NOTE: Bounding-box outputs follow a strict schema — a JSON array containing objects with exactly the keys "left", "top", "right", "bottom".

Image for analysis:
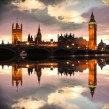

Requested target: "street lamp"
[
  {"left": 26, "top": 42, "right": 29, "bottom": 46},
  {"left": 67, "top": 45, "right": 69, "bottom": 48},
  {"left": 72, "top": 43, "right": 74, "bottom": 46}
]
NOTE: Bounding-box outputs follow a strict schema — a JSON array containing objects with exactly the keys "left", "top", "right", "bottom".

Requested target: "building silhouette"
[
  {"left": 58, "top": 33, "right": 88, "bottom": 49},
  {"left": 88, "top": 11, "right": 97, "bottom": 50},
  {"left": 10, "top": 12, "right": 99, "bottom": 50},
  {"left": 27, "top": 62, "right": 58, "bottom": 85},
  {"left": 12, "top": 65, "right": 22, "bottom": 87},
  {"left": 12, "top": 22, "right": 22, "bottom": 45},
  {"left": 58, "top": 60, "right": 89, "bottom": 76},
  {"left": 97, "top": 40, "right": 106, "bottom": 51},
  {"left": 97, "top": 58, "right": 106, "bottom": 70},
  {"left": 88, "top": 60, "right": 97, "bottom": 98},
  {"left": 35, "top": 25, "right": 42, "bottom": 45}
]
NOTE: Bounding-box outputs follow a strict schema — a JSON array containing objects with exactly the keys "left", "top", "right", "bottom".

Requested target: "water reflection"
[
  {"left": 0, "top": 59, "right": 98, "bottom": 97},
  {"left": 0, "top": 58, "right": 109, "bottom": 109}
]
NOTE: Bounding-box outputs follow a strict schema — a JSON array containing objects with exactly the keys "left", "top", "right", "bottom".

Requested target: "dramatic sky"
[{"left": 0, "top": 0, "right": 109, "bottom": 44}]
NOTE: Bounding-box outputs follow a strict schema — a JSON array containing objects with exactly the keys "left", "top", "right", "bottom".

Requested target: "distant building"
[
  {"left": 26, "top": 25, "right": 58, "bottom": 47},
  {"left": 58, "top": 33, "right": 88, "bottom": 49},
  {"left": 98, "top": 40, "right": 106, "bottom": 51},
  {"left": 35, "top": 25, "right": 42, "bottom": 45},
  {"left": 12, "top": 22, "right": 22, "bottom": 45},
  {"left": 97, "top": 58, "right": 106, "bottom": 70},
  {"left": 88, "top": 11, "right": 97, "bottom": 50}
]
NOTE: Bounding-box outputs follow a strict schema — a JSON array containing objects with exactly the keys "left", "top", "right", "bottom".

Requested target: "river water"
[{"left": 0, "top": 58, "right": 109, "bottom": 109}]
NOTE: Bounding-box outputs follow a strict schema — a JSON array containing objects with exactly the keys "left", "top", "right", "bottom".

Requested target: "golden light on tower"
[
  {"left": 12, "top": 65, "right": 22, "bottom": 87},
  {"left": 88, "top": 11, "right": 97, "bottom": 50},
  {"left": 12, "top": 21, "right": 22, "bottom": 45},
  {"left": 88, "top": 60, "right": 97, "bottom": 98}
]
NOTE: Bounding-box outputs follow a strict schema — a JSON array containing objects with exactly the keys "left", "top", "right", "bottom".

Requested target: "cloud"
[
  {"left": 58, "top": 22, "right": 85, "bottom": 31},
  {"left": 11, "top": 97, "right": 46, "bottom": 109},
  {"left": 0, "top": 89, "right": 12, "bottom": 109},
  {"left": 102, "top": 0, "right": 109, "bottom": 6},
  {"left": 47, "top": 1, "right": 86, "bottom": 23},
  {"left": 11, "top": 85, "right": 103, "bottom": 109},
  {"left": 47, "top": 87, "right": 85, "bottom": 108},
  {"left": 39, "top": 104, "right": 64, "bottom": 109},
  {"left": 11, "top": 78, "right": 85, "bottom": 109},
  {"left": 0, "top": 0, "right": 10, "bottom": 6},
  {"left": 47, "top": 86, "right": 103, "bottom": 109},
  {"left": 39, "top": 0, "right": 64, "bottom": 5},
  {"left": 0, "top": 0, "right": 11, "bottom": 17},
  {"left": 11, "top": 87, "right": 85, "bottom": 109},
  {"left": 12, "top": 0, "right": 26, "bottom": 3},
  {"left": 59, "top": 79, "right": 84, "bottom": 87},
  {"left": 32, "top": 8, "right": 57, "bottom": 25},
  {"left": 102, "top": 104, "right": 109, "bottom": 109},
  {"left": 12, "top": 0, "right": 46, "bottom": 12},
  {"left": 10, "top": 0, "right": 86, "bottom": 30}
]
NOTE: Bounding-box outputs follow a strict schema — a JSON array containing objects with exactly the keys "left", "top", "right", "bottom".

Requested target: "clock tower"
[
  {"left": 89, "top": 11, "right": 97, "bottom": 50},
  {"left": 12, "top": 22, "right": 22, "bottom": 45}
]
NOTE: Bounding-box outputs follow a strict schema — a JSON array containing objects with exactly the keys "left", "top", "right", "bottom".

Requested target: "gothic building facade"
[
  {"left": 12, "top": 22, "right": 22, "bottom": 45},
  {"left": 27, "top": 25, "right": 58, "bottom": 47},
  {"left": 58, "top": 33, "right": 88, "bottom": 49},
  {"left": 11, "top": 12, "right": 97, "bottom": 50}
]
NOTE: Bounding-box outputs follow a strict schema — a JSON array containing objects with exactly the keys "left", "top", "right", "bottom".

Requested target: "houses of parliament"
[{"left": 11, "top": 12, "right": 97, "bottom": 50}]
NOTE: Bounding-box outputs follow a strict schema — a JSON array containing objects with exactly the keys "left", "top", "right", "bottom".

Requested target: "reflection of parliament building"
[
  {"left": 12, "top": 12, "right": 97, "bottom": 50},
  {"left": 11, "top": 59, "right": 97, "bottom": 98},
  {"left": 12, "top": 64, "right": 22, "bottom": 87}
]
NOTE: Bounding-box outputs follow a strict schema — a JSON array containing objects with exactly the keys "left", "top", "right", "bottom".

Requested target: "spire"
[
  {"left": 37, "top": 71, "right": 41, "bottom": 86},
  {"left": 12, "top": 23, "right": 14, "bottom": 29},
  {"left": 38, "top": 24, "right": 40, "bottom": 32},
  {"left": 89, "top": 11, "right": 96, "bottom": 22},
  {"left": 90, "top": 87, "right": 96, "bottom": 99},
  {"left": 16, "top": 17, "right": 18, "bottom": 23},
  {"left": 101, "top": 39, "right": 103, "bottom": 43},
  {"left": 16, "top": 23, "right": 19, "bottom": 28},
  {"left": 37, "top": 24, "right": 42, "bottom": 42},
  {"left": 38, "top": 77, "right": 40, "bottom": 85},
  {"left": 16, "top": 17, "right": 19, "bottom": 28},
  {"left": 21, "top": 23, "right": 22, "bottom": 29}
]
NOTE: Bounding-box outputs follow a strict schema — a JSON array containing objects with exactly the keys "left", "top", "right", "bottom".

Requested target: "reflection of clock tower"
[
  {"left": 88, "top": 60, "right": 97, "bottom": 98},
  {"left": 89, "top": 11, "right": 97, "bottom": 50}
]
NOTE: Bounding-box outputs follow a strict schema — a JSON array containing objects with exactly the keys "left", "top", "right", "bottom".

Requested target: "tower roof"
[
  {"left": 37, "top": 24, "right": 41, "bottom": 37},
  {"left": 16, "top": 23, "right": 19, "bottom": 28},
  {"left": 38, "top": 77, "right": 40, "bottom": 85},
  {"left": 89, "top": 11, "right": 96, "bottom": 22},
  {"left": 38, "top": 24, "right": 40, "bottom": 32},
  {"left": 89, "top": 86, "right": 96, "bottom": 99}
]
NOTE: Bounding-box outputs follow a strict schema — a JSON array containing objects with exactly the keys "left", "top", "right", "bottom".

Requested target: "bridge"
[{"left": 0, "top": 44, "right": 90, "bottom": 56}]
